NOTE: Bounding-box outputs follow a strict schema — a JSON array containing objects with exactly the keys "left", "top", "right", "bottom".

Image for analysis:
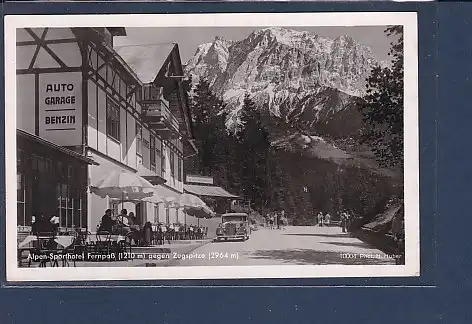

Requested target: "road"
[{"left": 172, "top": 225, "right": 397, "bottom": 266}]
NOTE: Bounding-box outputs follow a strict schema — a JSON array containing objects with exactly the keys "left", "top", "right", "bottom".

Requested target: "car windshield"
[{"left": 222, "top": 215, "right": 246, "bottom": 222}]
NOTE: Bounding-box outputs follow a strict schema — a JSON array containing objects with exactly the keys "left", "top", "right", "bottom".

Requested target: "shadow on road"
[
  {"left": 319, "top": 241, "right": 372, "bottom": 249},
  {"left": 248, "top": 249, "right": 395, "bottom": 265},
  {"left": 284, "top": 233, "right": 350, "bottom": 239},
  {"left": 211, "top": 240, "right": 246, "bottom": 244}
]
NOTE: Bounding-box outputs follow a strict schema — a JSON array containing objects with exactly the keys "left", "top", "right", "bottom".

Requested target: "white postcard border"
[{"left": 5, "top": 12, "right": 420, "bottom": 282}]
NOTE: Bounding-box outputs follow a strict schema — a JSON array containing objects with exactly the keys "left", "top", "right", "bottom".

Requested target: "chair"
[
  {"left": 119, "top": 233, "right": 133, "bottom": 255},
  {"left": 152, "top": 226, "right": 164, "bottom": 246},
  {"left": 34, "top": 232, "right": 59, "bottom": 267},
  {"left": 96, "top": 231, "right": 112, "bottom": 261},
  {"left": 61, "top": 231, "right": 84, "bottom": 267},
  {"left": 77, "top": 230, "right": 95, "bottom": 256}
]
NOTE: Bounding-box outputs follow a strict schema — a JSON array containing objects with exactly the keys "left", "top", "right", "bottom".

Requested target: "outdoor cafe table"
[
  {"left": 86, "top": 233, "right": 126, "bottom": 243},
  {"left": 18, "top": 235, "right": 75, "bottom": 249},
  {"left": 19, "top": 233, "right": 126, "bottom": 249}
]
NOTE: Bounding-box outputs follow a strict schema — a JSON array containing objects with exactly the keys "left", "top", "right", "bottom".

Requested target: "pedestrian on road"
[
  {"left": 324, "top": 213, "right": 331, "bottom": 226},
  {"left": 345, "top": 211, "right": 352, "bottom": 232},
  {"left": 280, "top": 210, "right": 286, "bottom": 230},
  {"left": 317, "top": 212, "right": 323, "bottom": 227},
  {"left": 341, "top": 212, "right": 347, "bottom": 233},
  {"left": 269, "top": 214, "right": 274, "bottom": 230}
]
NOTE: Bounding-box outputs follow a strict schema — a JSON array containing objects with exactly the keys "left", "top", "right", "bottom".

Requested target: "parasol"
[{"left": 90, "top": 170, "right": 155, "bottom": 209}]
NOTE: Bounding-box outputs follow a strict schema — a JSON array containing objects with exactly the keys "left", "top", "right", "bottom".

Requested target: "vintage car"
[{"left": 215, "top": 213, "right": 250, "bottom": 241}]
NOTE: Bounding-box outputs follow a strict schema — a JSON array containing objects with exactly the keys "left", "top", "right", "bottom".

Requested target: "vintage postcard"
[{"left": 4, "top": 12, "right": 419, "bottom": 281}]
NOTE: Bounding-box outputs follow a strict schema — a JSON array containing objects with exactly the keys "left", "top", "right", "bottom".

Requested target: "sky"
[{"left": 113, "top": 26, "right": 393, "bottom": 64}]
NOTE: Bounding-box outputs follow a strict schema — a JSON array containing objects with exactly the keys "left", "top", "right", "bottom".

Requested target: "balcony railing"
[{"left": 142, "top": 99, "right": 180, "bottom": 134}]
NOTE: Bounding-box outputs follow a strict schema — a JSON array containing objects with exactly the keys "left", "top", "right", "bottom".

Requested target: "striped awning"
[{"left": 184, "top": 184, "right": 239, "bottom": 199}]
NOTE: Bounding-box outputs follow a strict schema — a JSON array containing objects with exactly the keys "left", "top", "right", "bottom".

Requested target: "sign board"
[
  {"left": 39, "top": 72, "right": 82, "bottom": 146},
  {"left": 186, "top": 175, "right": 214, "bottom": 185}
]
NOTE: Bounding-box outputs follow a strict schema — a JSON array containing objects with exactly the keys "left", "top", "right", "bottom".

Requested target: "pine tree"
[
  {"left": 237, "top": 95, "right": 271, "bottom": 210},
  {"left": 358, "top": 26, "right": 404, "bottom": 169},
  {"left": 189, "top": 78, "right": 228, "bottom": 176}
]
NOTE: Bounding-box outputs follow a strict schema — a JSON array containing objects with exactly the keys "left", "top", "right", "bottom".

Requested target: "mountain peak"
[
  {"left": 214, "top": 36, "right": 234, "bottom": 45},
  {"left": 186, "top": 27, "right": 380, "bottom": 128},
  {"left": 335, "top": 34, "right": 354, "bottom": 41},
  {"left": 249, "top": 27, "right": 324, "bottom": 47}
]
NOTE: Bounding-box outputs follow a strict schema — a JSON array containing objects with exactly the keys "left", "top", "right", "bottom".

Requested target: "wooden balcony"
[{"left": 142, "top": 100, "right": 180, "bottom": 139}]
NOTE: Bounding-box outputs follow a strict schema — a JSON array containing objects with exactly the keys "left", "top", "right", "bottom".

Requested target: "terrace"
[{"left": 141, "top": 84, "right": 180, "bottom": 139}]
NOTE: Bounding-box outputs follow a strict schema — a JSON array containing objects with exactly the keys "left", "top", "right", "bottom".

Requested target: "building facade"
[
  {"left": 183, "top": 175, "right": 239, "bottom": 214},
  {"left": 16, "top": 129, "right": 94, "bottom": 234},
  {"left": 16, "top": 27, "right": 197, "bottom": 231}
]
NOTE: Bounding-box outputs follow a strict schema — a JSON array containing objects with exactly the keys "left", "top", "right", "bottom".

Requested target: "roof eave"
[{"left": 17, "top": 129, "right": 98, "bottom": 165}]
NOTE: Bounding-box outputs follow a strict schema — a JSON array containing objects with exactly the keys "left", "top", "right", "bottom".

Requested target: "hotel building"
[{"left": 16, "top": 27, "right": 198, "bottom": 233}]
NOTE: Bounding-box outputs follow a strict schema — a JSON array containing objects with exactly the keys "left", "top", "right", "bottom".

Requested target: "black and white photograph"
[{"left": 5, "top": 13, "right": 419, "bottom": 281}]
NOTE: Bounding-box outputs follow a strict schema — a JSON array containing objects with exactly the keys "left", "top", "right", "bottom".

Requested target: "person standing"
[
  {"left": 189, "top": 225, "right": 195, "bottom": 240},
  {"left": 345, "top": 211, "right": 351, "bottom": 232},
  {"left": 341, "top": 212, "right": 347, "bottom": 233},
  {"left": 168, "top": 223, "right": 175, "bottom": 240},
  {"left": 280, "top": 210, "right": 286, "bottom": 230},
  {"left": 31, "top": 214, "right": 39, "bottom": 235},
  {"left": 269, "top": 214, "right": 274, "bottom": 230},
  {"left": 49, "top": 215, "right": 60, "bottom": 235},
  {"left": 324, "top": 213, "right": 331, "bottom": 226},
  {"left": 277, "top": 212, "right": 282, "bottom": 230},
  {"left": 317, "top": 212, "right": 323, "bottom": 227}
]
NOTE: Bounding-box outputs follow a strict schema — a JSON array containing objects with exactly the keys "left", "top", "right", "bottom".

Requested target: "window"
[
  {"left": 150, "top": 136, "right": 156, "bottom": 168},
  {"left": 136, "top": 123, "right": 143, "bottom": 156},
  {"left": 56, "top": 183, "right": 82, "bottom": 228},
  {"left": 106, "top": 97, "right": 120, "bottom": 141},
  {"left": 45, "top": 158, "right": 53, "bottom": 174},
  {"left": 67, "top": 165, "right": 74, "bottom": 179},
  {"left": 155, "top": 146, "right": 162, "bottom": 177},
  {"left": 31, "top": 154, "right": 39, "bottom": 171},
  {"left": 57, "top": 161, "right": 66, "bottom": 179},
  {"left": 17, "top": 173, "right": 26, "bottom": 226},
  {"left": 170, "top": 151, "right": 175, "bottom": 177},
  {"left": 31, "top": 155, "right": 53, "bottom": 174},
  {"left": 136, "top": 86, "right": 142, "bottom": 102},
  {"left": 165, "top": 208, "right": 170, "bottom": 225},
  {"left": 161, "top": 144, "right": 166, "bottom": 177},
  {"left": 178, "top": 157, "right": 182, "bottom": 182},
  {"left": 73, "top": 198, "right": 83, "bottom": 229},
  {"left": 57, "top": 184, "right": 69, "bottom": 227},
  {"left": 17, "top": 149, "right": 24, "bottom": 170}
]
